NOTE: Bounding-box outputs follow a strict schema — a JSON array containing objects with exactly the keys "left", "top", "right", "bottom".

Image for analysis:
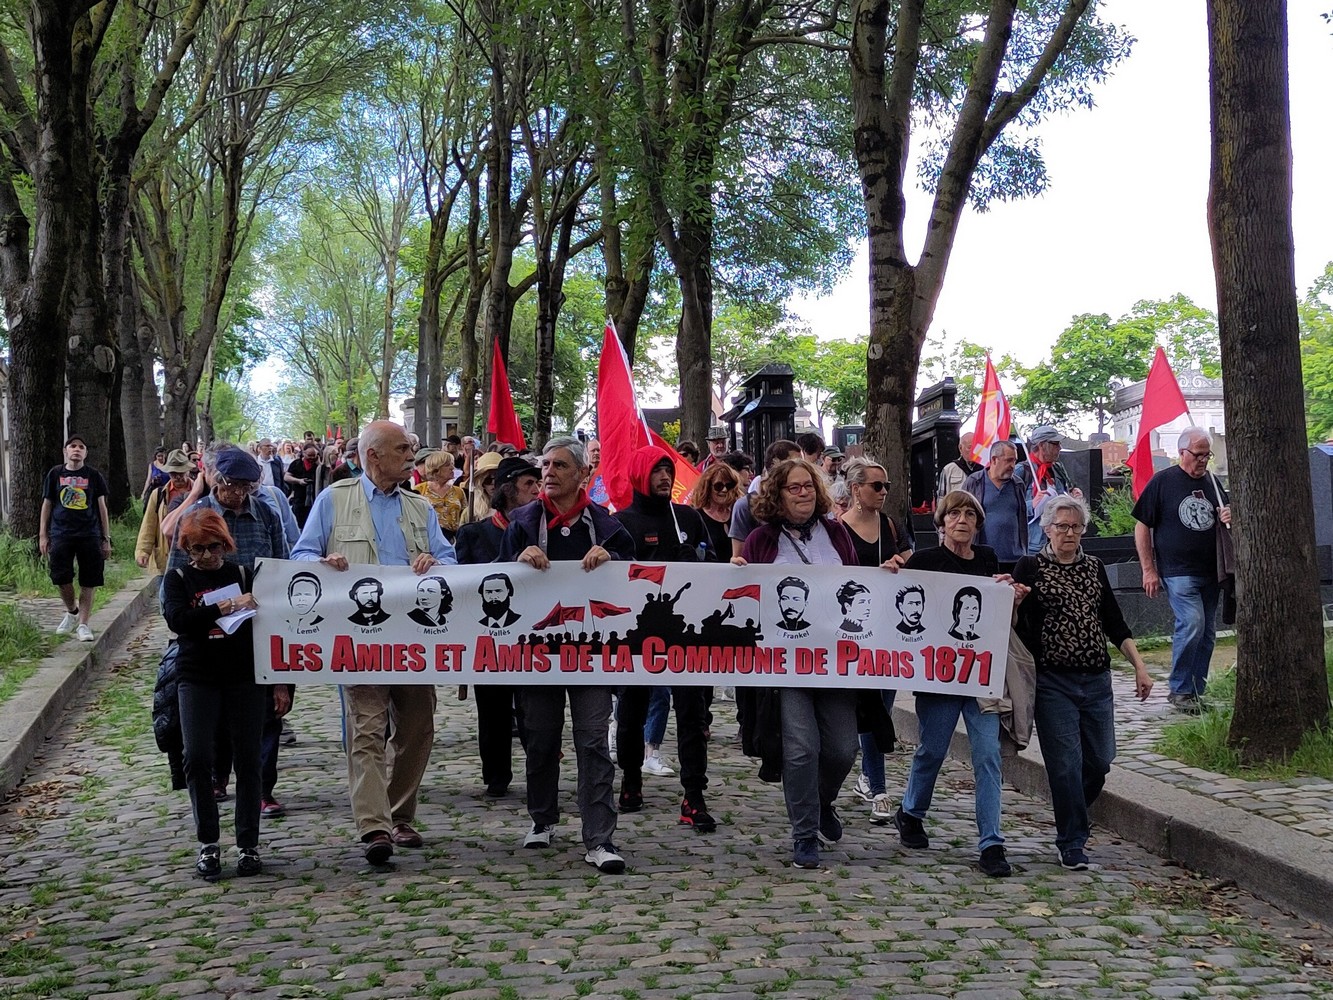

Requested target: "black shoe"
[
  {"left": 619, "top": 785, "right": 643, "bottom": 813},
  {"left": 1058, "top": 847, "right": 1090, "bottom": 871},
  {"left": 236, "top": 847, "right": 262, "bottom": 877},
  {"left": 792, "top": 837, "right": 820, "bottom": 869},
  {"left": 170, "top": 770, "right": 187, "bottom": 791},
  {"left": 484, "top": 783, "right": 509, "bottom": 799},
  {"left": 362, "top": 832, "right": 393, "bottom": 865},
  {"left": 979, "top": 845, "right": 1012, "bottom": 878},
  {"left": 195, "top": 844, "right": 222, "bottom": 881},
  {"left": 817, "top": 804, "right": 843, "bottom": 846},
  {"left": 892, "top": 807, "right": 929, "bottom": 849},
  {"left": 679, "top": 792, "right": 717, "bottom": 833}
]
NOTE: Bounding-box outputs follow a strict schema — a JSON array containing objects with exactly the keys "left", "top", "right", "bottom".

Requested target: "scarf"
[
  {"left": 541, "top": 488, "right": 592, "bottom": 531},
  {"left": 490, "top": 510, "right": 510, "bottom": 530},
  {"left": 780, "top": 512, "right": 822, "bottom": 543},
  {"left": 1029, "top": 458, "right": 1056, "bottom": 499}
]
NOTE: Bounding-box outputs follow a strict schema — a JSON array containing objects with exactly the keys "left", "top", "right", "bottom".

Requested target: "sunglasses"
[
  {"left": 188, "top": 542, "right": 226, "bottom": 556},
  {"left": 861, "top": 481, "right": 889, "bottom": 492},
  {"left": 711, "top": 480, "right": 738, "bottom": 492}
]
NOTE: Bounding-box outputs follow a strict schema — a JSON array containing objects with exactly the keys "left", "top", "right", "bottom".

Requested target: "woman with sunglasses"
[
  {"left": 689, "top": 462, "right": 743, "bottom": 560},
  {"left": 162, "top": 507, "right": 268, "bottom": 881},
  {"left": 838, "top": 457, "right": 913, "bottom": 824}
]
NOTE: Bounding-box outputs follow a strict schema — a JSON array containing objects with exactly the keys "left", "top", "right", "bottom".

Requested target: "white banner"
[{"left": 251, "top": 558, "right": 1012, "bottom": 697}]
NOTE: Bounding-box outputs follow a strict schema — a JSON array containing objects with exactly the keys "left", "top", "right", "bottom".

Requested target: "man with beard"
[
  {"left": 478, "top": 573, "right": 521, "bottom": 628},
  {"left": 498, "top": 436, "right": 634, "bottom": 873},
  {"left": 775, "top": 576, "right": 811, "bottom": 632},
  {"left": 347, "top": 577, "right": 391, "bottom": 626},
  {"left": 612, "top": 445, "right": 717, "bottom": 834},
  {"left": 292, "top": 420, "right": 455, "bottom": 864},
  {"left": 456, "top": 457, "right": 540, "bottom": 563},
  {"left": 895, "top": 585, "right": 926, "bottom": 637}
]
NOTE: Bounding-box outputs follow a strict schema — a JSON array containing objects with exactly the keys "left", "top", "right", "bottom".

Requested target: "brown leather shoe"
[
  {"left": 363, "top": 831, "right": 393, "bottom": 864},
  {"left": 391, "top": 823, "right": 423, "bottom": 848}
]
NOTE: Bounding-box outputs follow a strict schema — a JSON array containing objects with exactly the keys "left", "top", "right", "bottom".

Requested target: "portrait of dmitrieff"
[
  {"left": 286, "top": 571, "right": 324, "bottom": 629},
  {"left": 895, "top": 584, "right": 926, "bottom": 637},
  {"left": 479, "top": 572, "right": 521, "bottom": 628},
  {"left": 409, "top": 576, "right": 453, "bottom": 628},
  {"left": 836, "top": 580, "right": 872, "bottom": 634},
  {"left": 347, "top": 576, "right": 391, "bottom": 626},
  {"left": 775, "top": 575, "right": 810, "bottom": 632},
  {"left": 949, "top": 586, "right": 983, "bottom": 642}
]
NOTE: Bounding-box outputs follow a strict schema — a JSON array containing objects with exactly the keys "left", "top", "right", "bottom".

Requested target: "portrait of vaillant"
[
  {"left": 479, "top": 572, "right": 521, "bottom": 628},
  {"left": 286, "top": 571, "right": 324, "bottom": 629},
  {"left": 775, "top": 575, "right": 811, "bottom": 632},
  {"left": 409, "top": 576, "right": 453, "bottom": 628},
  {"left": 836, "top": 580, "right": 872, "bottom": 633},
  {"left": 895, "top": 584, "right": 926, "bottom": 637},
  {"left": 949, "top": 586, "right": 983, "bottom": 642},
  {"left": 347, "top": 576, "right": 391, "bottom": 626}
]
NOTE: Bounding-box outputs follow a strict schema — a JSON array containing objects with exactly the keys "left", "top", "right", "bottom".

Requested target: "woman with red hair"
[{"left": 163, "top": 507, "right": 266, "bottom": 880}]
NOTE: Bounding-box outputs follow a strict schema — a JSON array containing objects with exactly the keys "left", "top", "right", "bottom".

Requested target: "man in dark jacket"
[
  {"left": 613, "top": 445, "right": 718, "bottom": 834},
  {"left": 498, "top": 436, "right": 635, "bottom": 874}
]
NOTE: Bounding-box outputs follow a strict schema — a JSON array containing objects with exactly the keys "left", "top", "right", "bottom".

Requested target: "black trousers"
[
  {"left": 474, "top": 684, "right": 525, "bottom": 788},
  {"left": 180, "top": 679, "right": 265, "bottom": 848},
  {"left": 616, "top": 685, "right": 709, "bottom": 794}
]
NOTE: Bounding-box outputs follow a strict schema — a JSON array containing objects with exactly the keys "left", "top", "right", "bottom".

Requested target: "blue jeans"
[
  {"left": 645, "top": 686, "right": 671, "bottom": 745},
  {"left": 779, "top": 688, "right": 858, "bottom": 841},
  {"left": 902, "top": 694, "right": 1004, "bottom": 851},
  {"left": 1162, "top": 575, "right": 1221, "bottom": 696},
  {"left": 1034, "top": 671, "right": 1116, "bottom": 853},
  {"left": 858, "top": 690, "right": 898, "bottom": 795}
]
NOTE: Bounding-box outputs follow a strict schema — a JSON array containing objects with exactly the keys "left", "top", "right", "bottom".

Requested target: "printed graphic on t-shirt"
[
  {"left": 59, "top": 475, "right": 91, "bottom": 511},
  {"left": 1177, "top": 491, "right": 1214, "bottom": 532}
]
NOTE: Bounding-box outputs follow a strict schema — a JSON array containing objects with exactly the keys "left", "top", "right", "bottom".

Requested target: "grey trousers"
[
  {"left": 779, "top": 688, "right": 858, "bottom": 842},
  {"left": 522, "top": 686, "right": 618, "bottom": 849}
]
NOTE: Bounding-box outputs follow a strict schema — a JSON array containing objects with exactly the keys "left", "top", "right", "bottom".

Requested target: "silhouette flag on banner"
[
  {"left": 720, "top": 584, "right": 762, "bottom": 601},
  {"left": 628, "top": 563, "right": 667, "bottom": 585},
  {"left": 488, "top": 338, "right": 527, "bottom": 450},
  {"left": 1126, "top": 347, "right": 1190, "bottom": 499},
  {"left": 588, "top": 599, "right": 631, "bottom": 618},
  {"left": 969, "top": 355, "right": 1012, "bottom": 464}
]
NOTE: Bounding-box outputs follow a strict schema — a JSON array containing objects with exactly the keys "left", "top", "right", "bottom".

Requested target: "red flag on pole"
[
  {"left": 589, "top": 599, "right": 631, "bottom": 618},
  {"left": 532, "top": 603, "right": 567, "bottom": 630},
  {"left": 969, "top": 355, "right": 1012, "bottom": 463},
  {"left": 1126, "top": 347, "right": 1190, "bottom": 498},
  {"left": 720, "top": 584, "right": 761, "bottom": 601},
  {"left": 488, "top": 339, "right": 527, "bottom": 449},
  {"left": 628, "top": 563, "right": 667, "bottom": 585},
  {"left": 596, "top": 321, "right": 700, "bottom": 509}
]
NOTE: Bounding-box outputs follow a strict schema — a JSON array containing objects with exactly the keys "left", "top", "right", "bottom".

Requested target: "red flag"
[
  {"left": 720, "top": 584, "right": 761, "bottom": 601},
  {"left": 589, "top": 599, "right": 631, "bottom": 618},
  {"left": 1126, "top": 347, "right": 1190, "bottom": 498},
  {"left": 628, "top": 563, "right": 667, "bottom": 585},
  {"left": 562, "top": 606, "right": 585, "bottom": 624},
  {"left": 532, "top": 603, "right": 568, "bottom": 630},
  {"left": 488, "top": 339, "right": 527, "bottom": 449},
  {"left": 969, "top": 355, "right": 1012, "bottom": 463},
  {"left": 596, "top": 321, "right": 700, "bottom": 509}
]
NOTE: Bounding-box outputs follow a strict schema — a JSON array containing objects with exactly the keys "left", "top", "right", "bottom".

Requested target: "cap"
[
  {"left": 495, "top": 456, "right": 539, "bottom": 488},
  {"left": 413, "top": 448, "right": 437, "bottom": 466},
  {"left": 472, "top": 452, "right": 502, "bottom": 477},
  {"left": 215, "top": 448, "right": 262, "bottom": 482},
  {"left": 64, "top": 434, "right": 87, "bottom": 448},
  {"left": 705, "top": 426, "right": 727, "bottom": 441},
  {"left": 1028, "top": 425, "right": 1062, "bottom": 446},
  {"left": 162, "top": 449, "right": 194, "bottom": 473},
  {"left": 822, "top": 446, "right": 845, "bottom": 459}
]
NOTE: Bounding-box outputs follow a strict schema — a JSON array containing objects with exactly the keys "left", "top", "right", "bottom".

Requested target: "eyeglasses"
[
  {"left": 712, "top": 481, "right": 738, "bottom": 493},
  {"left": 1050, "top": 522, "right": 1086, "bottom": 535},
  {"left": 187, "top": 542, "right": 226, "bottom": 556},
  {"left": 784, "top": 482, "right": 816, "bottom": 495},
  {"left": 944, "top": 508, "right": 978, "bottom": 520},
  {"left": 861, "top": 481, "right": 888, "bottom": 492},
  {"left": 1184, "top": 450, "right": 1213, "bottom": 460},
  {"left": 216, "top": 477, "right": 257, "bottom": 493}
]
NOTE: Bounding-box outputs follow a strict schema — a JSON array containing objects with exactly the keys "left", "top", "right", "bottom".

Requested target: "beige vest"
[{"left": 326, "top": 478, "right": 433, "bottom": 565}]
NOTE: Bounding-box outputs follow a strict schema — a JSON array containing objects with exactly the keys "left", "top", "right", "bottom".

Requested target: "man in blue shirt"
[
  {"left": 292, "top": 420, "right": 455, "bottom": 865},
  {"left": 961, "top": 440, "right": 1027, "bottom": 572}
]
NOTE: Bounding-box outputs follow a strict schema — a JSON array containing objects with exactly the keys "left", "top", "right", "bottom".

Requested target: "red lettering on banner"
[
  {"left": 331, "top": 635, "right": 356, "bottom": 671},
  {"left": 471, "top": 636, "right": 554, "bottom": 673},
  {"left": 794, "top": 646, "right": 825, "bottom": 675},
  {"left": 560, "top": 646, "right": 594, "bottom": 672},
  {"left": 642, "top": 638, "right": 788, "bottom": 675},
  {"left": 270, "top": 636, "right": 323, "bottom": 671},
  {"left": 898, "top": 649, "right": 915, "bottom": 678},
  {"left": 434, "top": 644, "right": 467, "bottom": 671}
]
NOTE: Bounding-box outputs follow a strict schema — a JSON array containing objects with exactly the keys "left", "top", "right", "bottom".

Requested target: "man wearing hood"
[{"left": 613, "top": 445, "right": 718, "bottom": 834}]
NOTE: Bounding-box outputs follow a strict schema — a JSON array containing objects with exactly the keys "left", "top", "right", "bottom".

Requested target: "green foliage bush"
[{"left": 1090, "top": 485, "right": 1137, "bottom": 537}]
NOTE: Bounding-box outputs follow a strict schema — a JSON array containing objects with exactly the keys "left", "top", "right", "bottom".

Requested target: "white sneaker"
[
  {"left": 55, "top": 611, "right": 78, "bottom": 635},
  {"left": 870, "top": 793, "right": 894, "bottom": 823},
  {"left": 523, "top": 823, "right": 554, "bottom": 848},
  {"left": 76, "top": 624, "right": 94, "bottom": 642},
  {"left": 852, "top": 773, "right": 873, "bottom": 801},
  {"left": 584, "top": 843, "right": 625, "bottom": 874},
  {"left": 642, "top": 750, "right": 674, "bottom": 776}
]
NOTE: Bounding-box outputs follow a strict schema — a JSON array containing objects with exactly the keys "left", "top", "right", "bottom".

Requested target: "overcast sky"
[{"left": 790, "top": 0, "right": 1333, "bottom": 369}]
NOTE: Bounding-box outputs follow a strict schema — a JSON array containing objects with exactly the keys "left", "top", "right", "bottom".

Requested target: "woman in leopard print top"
[{"left": 1013, "top": 495, "right": 1153, "bottom": 871}]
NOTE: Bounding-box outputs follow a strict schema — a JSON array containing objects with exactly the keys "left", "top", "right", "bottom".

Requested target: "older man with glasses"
[{"left": 1132, "top": 427, "right": 1231, "bottom": 713}]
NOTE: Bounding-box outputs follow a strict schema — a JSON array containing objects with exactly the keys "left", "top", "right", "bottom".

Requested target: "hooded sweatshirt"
[{"left": 614, "top": 446, "right": 712, "bottom": 562}]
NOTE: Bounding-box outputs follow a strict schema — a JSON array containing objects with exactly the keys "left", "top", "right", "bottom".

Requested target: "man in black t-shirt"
[
  {"left": 39, "top": 435, "right": 111, "bottom": 642},
  {"left": 1132, "top": 427, "right": 1231, "bottom": 712}
]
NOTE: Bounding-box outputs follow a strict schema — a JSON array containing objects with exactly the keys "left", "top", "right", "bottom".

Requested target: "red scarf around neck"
[
  {"left": 490, "top": 509, "right": 509, "bottom": 530},
  {"left": 541, "top": 488, "right": 592, "bottom": 531}
]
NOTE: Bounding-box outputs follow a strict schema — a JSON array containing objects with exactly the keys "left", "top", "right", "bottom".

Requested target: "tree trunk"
[
  {"left": 415, "top": 220, "right": 444, "bottom": 446},
  {"left": 674, "top": 240, "right": 714, "bottom": 445},
  {"left": 1208, "top": 0, "right": 1329, "bottom": 760}
]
